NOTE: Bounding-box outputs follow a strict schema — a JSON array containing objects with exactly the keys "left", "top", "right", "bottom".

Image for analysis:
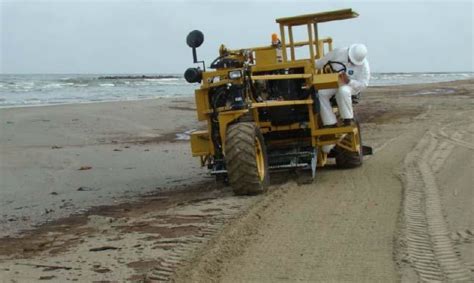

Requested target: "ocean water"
[{"left": 0, "top": 73, "right": 472, "bottom": 108}]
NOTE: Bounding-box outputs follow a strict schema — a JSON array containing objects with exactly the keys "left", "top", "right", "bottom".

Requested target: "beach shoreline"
[{"left": 1, "top": 73, "right": 472, "bottom": 109}]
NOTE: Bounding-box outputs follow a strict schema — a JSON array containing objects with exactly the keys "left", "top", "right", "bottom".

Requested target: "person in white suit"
[{"left": 316, "top": 44, "right": 370, "bottom": 128}]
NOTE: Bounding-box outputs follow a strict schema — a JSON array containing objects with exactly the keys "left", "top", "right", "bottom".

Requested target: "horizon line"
[{"left": 1, "top": 71, "right": 473, "bottom": 75}]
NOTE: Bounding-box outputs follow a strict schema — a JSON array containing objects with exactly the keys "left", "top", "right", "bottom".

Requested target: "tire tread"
[{"left": 225, "top": 122, "right": 268, "bottom": 195}]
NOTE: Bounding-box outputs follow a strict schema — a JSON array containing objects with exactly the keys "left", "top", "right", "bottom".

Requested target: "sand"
[
  {"left": 1, "top": 80, "right": 473, "bottom": 282},
  {"left": 0, "top": 98, "right": 204, "bottom": 236}
]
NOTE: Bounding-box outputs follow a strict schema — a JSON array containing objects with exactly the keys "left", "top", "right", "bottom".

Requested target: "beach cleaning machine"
[{"left": 184, "top": 9, "right": 371, "bottom": 195}]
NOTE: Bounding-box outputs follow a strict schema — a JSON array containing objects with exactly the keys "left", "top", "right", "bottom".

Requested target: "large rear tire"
[
  {"left": 335, "top": 118, "right": 363, "bottom": 168},
  {"left": 225, "top": 123, "right": 269, "bottom": 195}
]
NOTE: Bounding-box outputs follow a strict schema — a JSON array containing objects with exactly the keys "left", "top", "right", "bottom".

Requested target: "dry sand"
[{"left": 0, "top": 80, "right": 473, "bottom": 282}]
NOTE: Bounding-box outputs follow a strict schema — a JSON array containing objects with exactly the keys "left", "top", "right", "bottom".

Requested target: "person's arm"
[
  {"left": 348, "top": 61, "right": 370, "bottom": 92},
  {"left": 315, "top": 49, "right": 336, "bottom": 69}
]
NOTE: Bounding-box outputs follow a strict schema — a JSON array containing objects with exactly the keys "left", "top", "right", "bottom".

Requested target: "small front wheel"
[{"left": 225, "top": 123, "right": 269, "bottom": 195}]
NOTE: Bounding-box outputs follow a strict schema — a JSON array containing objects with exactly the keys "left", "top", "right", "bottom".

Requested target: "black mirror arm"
[
  {"left": 192, "top": 48, "right": 206, "bottom": 71},
  {"left": 192, "top": 48, "right": 198, "bottom": 63}
]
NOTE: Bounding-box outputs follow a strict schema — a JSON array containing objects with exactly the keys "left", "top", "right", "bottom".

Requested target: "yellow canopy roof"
[{"left": 276, "top": 9, "right": 358, "bottom": 26}]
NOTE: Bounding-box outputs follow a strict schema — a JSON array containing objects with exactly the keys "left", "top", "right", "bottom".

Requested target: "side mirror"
[
  {"left": 185, "top": 30, "right": 205, "bottom": 70},
  {"left": 186, "top": 30, "right": 204, "bottom": 48}
]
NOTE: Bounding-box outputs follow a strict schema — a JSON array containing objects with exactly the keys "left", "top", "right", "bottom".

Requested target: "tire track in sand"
[{"left": 401, "top": 128, "right": 472, "bottom": 281}]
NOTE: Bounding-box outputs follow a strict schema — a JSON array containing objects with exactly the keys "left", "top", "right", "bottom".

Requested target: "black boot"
[
  {"left": 323, "top": 124, "right": 337, "bottom": 128},
  {"left": 343, "top": 119, "right": 354, "bottom": 126}
]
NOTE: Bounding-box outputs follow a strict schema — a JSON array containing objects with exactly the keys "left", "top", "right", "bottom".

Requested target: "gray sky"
[{"left": 1, "top": 0, "right": 473, "bottom": 74}]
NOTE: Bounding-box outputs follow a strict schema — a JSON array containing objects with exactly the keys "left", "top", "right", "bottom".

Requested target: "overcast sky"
[{"left": 1, "top": 0, "right": 473, "bottom": 74}]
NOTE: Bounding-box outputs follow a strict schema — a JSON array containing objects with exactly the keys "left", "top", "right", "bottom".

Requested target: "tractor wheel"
[
  {"left": 225, "top": 122, "right": 269, "bottom": 195},
  {"left": 335, "top": 118, "right": 363, "bottom": 169}
]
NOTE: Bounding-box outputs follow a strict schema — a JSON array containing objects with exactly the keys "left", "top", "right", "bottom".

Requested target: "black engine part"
[
  {"left": 267, "top": 79, "right": 308, "bottom": 100},
  {"left": 262, "top": 79, "right": 311, "bottom": 125},
  {"left": 210, "top": 56, "right": 244, "bottom": 69}
]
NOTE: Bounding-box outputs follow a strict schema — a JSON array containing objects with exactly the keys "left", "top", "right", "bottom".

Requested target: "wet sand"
[
  {"left": 1, "top": 80, "right": 473, "bottom": 281},
  {"left": 0, "top": 97, "right": 203, "bottom": 236}
]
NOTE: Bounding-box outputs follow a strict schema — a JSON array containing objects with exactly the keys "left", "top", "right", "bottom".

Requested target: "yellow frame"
[{"left": 190, "top": 9, "right": 361, "bottom": 168}]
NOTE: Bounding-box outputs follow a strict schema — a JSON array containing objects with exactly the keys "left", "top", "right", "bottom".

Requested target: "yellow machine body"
[{"left": 189, "top": 9, "right": 361, "bottom": 170}]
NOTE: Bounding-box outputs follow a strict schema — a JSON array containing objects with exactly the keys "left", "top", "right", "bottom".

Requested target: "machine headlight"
[{"left": 228, "top": 70, "right": 242, "bottom": 80}]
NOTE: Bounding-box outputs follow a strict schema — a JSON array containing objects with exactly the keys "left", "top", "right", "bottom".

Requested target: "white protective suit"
[{"left": 315, "top": 47, "right": 370, "bottom": 126}]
